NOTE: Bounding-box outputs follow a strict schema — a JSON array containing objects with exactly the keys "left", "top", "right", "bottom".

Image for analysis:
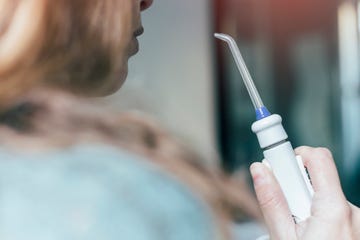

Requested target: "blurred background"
[{"left": 104, "top": 0, "right": 360, "bottom": 206}]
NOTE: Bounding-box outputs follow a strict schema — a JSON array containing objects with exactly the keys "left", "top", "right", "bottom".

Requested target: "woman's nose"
[{"left": 140, "top": 0, "right": 153, "bottom": 11}]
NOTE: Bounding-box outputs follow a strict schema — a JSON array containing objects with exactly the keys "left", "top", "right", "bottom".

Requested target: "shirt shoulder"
[{"left": 0, "top": 144, "right": 218, "bottom": 240}]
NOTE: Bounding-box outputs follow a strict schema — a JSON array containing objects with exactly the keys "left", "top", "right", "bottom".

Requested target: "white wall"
[{"left": 103, "top": 0, "right": 218, "bottom": 164}]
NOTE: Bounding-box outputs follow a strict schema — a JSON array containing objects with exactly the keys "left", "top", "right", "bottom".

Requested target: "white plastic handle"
[
  {"left": 252, "top": 114, "right": 313, "bottom": 223},
  {"left": 295, "top": 155, "right": 314, "bottom": 196},
  {"left": 264, "top": 156, "right": 314, "bottom": 197},
  {"left": 262, "top": 142, "right": 313, "bottom": 223}
]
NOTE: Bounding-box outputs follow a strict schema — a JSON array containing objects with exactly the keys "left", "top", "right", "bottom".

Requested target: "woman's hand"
[{"left": 250, "top": 146, "right": 360, "bottom": 240}]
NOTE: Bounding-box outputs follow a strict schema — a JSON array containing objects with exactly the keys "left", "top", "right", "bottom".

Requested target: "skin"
[
  {"left": 103, "top": 0, "right": 154, "bottom": 94},
  {"left": 250, "top": 146, "right": 360, "bottom": 240}
]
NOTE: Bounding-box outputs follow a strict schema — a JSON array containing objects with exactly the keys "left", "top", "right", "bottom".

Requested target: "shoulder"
[{"left": 0, "top": 144, "right": 219, "bottom": 240}]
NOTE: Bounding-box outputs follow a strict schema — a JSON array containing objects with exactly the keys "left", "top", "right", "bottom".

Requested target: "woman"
[
  {"left": 0, "top": 1, "right": 261, "bottom": 239},
  {"left": 0, "top": 0, "right": 224, "bottom": 239}
]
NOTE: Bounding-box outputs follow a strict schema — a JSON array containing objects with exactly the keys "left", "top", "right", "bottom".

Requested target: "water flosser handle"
[{"left": 252, "top": 114, "right": 314, "bottom": 223}]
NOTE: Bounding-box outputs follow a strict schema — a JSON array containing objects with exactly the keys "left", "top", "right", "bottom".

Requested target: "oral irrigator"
[{"left": 214, "top": 33, "right": 314, "bottom": 223}]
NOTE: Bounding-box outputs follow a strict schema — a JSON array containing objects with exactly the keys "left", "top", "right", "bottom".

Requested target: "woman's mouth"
[
  {"left": 129, "top": 27, "right": 144, "bottom": 56},
  {"left": 134, "top": 27, "right": 144, "bottom": 37},
  {"left": 130, "top": 38, "right": 139, "bottom": 56}
]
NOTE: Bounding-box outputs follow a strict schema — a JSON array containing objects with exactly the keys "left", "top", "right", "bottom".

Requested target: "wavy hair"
[{"left": 0, "top": 0, "right": 128, "bottom": 104}]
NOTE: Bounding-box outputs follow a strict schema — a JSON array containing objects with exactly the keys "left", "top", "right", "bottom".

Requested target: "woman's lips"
[
  {"left": 129, "top": 27, "right": 144, "bottom": 56},
  {"left": 130, "top": 38, "right": 139, "bottom": 56},
  {"left": 134, "top": 27, "right": 144, "bottom": 37}
]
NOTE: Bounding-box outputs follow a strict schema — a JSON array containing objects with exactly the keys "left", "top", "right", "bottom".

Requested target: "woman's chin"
[{"left": 97, "top": 69, "right": 128, "bottom": 96}]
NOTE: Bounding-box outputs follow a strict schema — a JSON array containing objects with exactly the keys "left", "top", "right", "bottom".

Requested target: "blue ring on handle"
[{"left": 255, "top": 106, "right": 271, "bottom": 120}]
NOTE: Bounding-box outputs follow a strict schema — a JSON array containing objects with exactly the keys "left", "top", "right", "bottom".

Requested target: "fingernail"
[{"left": 250, "top": 163, "right": 267, "bottom": 187}]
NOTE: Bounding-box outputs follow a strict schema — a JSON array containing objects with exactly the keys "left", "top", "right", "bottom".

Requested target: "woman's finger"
[
  {"left": 295, "top": 146, "right": 344, "bottom": 199},
  {"left": 295, "top": 146, "right": 350, "bottom": 222},
  {"left": 250, "top": 162, "right": 296, "bottom": 239},
  {"left": 349, "top": 202, "right": 360, "bottom": 239}
]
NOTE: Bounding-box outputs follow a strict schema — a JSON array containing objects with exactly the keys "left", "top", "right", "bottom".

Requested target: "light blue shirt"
[{"left": 0, "top": 145, "right": 217, "bottom": 240}]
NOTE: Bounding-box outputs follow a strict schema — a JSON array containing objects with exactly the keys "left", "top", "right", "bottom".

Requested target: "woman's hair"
[{"left": 0, "top": 0, "right": 127, "bottom": 103}]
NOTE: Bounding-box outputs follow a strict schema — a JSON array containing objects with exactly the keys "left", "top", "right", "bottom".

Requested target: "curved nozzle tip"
[
  {"left": 214, "top": 33, "right": 231, "bottom": 42},
  {"left": 214, "top": 33, "right": 238, "bottom": 52},
  {"left": 213, "top": 32, "right": 266, "bottom": 110}
]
